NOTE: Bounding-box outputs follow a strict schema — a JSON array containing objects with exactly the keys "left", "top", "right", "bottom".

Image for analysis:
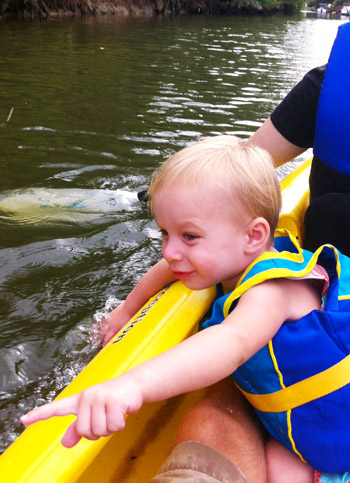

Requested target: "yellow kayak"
[{"left": 0, "top": 159, "right": 311, "bottom": 483}]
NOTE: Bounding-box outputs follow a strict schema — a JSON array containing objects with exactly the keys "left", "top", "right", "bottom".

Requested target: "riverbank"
[
  {"left": 0, "top": 0, "right": 155, "bottom": 18},
  {"left": 0, "top": 0, "right": 293, "bottom": 19}
]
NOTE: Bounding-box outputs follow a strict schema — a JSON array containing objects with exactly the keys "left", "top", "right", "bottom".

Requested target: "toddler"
[{"left": 22, "top": 137, "right": 350, "bottom": 482}]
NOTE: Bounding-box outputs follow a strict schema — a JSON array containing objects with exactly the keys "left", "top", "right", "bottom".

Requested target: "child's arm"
[
  {"left": 100, "top": 259, "right": 176, "bottom": 346},
  {"left": 21, "top": 279, "right": 316, "bottom": 448}
]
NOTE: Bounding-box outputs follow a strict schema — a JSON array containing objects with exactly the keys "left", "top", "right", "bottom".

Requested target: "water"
[{"left": 0, "top": 13, "right": 345, "bottom": 452}]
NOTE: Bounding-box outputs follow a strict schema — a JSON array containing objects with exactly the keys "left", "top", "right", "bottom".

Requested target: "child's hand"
[
  {"left": 100, "top": 302, "right": 133, "bottom": 347},
  {"left": 20, "top": 377, "right": 143, "bottom": 448}
]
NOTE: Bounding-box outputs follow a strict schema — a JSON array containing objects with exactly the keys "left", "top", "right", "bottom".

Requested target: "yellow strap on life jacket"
[
  {"left": 238, "top": 354, "right": 350, "bottom": 413},
  {"left": 223, "top": 230, "right": 341, "bottom": 318}
]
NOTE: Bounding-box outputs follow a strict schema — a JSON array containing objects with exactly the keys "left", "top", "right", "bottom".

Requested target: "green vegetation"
[
  {"left": 0, "top": 0, "right": 308, "bottom": 18},
  {"left": 226, "top": 0, "right": 304, "bottom": 12}
]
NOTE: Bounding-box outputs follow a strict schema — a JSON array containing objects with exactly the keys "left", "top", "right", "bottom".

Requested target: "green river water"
[{"left": 0, "top": 12, "right": 346, "bottom": 452}]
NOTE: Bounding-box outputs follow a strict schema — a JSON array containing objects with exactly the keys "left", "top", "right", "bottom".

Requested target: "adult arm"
[
  {"left": 247, "top": 117, "right": 306, "bottom": 167},
  {"left": 248, "top": 66, "right": 325, "bottom": 167}
]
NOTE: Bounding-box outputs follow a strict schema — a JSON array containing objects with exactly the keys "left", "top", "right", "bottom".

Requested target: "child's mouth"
[{"left": 172, "top": 270, "right": 193, "bottom": 280}]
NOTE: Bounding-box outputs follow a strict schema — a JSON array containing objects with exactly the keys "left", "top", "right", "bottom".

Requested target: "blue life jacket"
[
  {"left": 314, "top": 22, "right": 350, "bottom": 175},
  {"left": 202, "top": 230, "right": 350, "bottom": 473}
]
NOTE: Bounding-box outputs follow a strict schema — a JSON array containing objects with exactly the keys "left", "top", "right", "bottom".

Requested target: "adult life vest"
[
  {"left": 202, "top": 229, "right": 350, "bottom": 473},
  {"left": 314, "top": 22, "right": 350, "bottom": 175}
]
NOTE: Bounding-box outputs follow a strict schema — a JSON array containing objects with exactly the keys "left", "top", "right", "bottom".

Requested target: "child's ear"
[{"left": 245, "top": 217, "right": 270, "bottom": 253}]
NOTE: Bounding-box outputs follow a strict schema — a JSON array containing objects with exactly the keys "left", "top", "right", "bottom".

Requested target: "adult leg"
[
  {"left": 174, "top": 378, "right": 267, "bottom": 483},
  {"left": 266, "top": 438, "right": 314, "bottom": 483}
]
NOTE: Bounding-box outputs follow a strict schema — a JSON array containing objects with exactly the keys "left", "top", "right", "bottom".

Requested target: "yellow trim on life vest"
[
  {"left": 268, "top": 340, "right": 285, "bottom": 390},
  {"left": 223, "top": 231, "right": 342, "bottom": 318},
  {"left": 238, "top": 354, "right": 350, "bottom": 413},
  {"left": 287, "top": 410, "right": 306, "bottom": 462},
  {"left": 268, "top": 340, "right": 305, "bottom": 461}
]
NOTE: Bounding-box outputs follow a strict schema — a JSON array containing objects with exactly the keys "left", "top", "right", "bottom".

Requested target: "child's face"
[{"left": 153, "top": 183, "right": 253, "bottom": 292}]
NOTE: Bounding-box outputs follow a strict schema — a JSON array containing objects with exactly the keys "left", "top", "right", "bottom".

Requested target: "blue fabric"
[
  {"left": 314, "top": 23, "right": 350, "bottom": 174},
  {"left": 203, "top": 234, "right": 350, "bottom": 472}
]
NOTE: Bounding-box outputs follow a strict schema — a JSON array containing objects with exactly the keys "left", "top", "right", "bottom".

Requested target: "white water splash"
[
  {"left": 0, "top": 188, "right": 139, "bottom": 223},
  {"left": 91, "top": 295, "right": 123, "bottom": 348}
]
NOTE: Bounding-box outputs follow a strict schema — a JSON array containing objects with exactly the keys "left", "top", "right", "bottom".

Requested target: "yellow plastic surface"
[
  {"left": 0, "top": 282, "right": 215, "bottom": 482},
  {"left": 279, "top": 158, "right": 311, "bottom": 244},
  {"left": 0, "top": 159, "right": 311, "bottom": 482}
]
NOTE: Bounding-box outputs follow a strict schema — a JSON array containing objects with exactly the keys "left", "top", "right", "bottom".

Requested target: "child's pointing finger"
[{"left": 20, "top": 395, "right": 79, "bottom": 426}]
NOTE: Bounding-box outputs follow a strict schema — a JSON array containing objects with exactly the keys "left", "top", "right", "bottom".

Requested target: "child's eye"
[
  {"left": 184, "top": 233, "right": 198, "bottom": 241},
  {"left": 160, "top": 229, "right": 168, "bottom": 238}
]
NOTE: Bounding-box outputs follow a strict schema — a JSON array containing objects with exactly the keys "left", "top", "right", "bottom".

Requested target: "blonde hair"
[{"left": 148, "top": 136, "right": 281, "bottom": 240}]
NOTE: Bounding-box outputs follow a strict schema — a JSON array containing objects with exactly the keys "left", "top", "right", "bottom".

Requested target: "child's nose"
[{"left": 162, "top": 238, "right": 183, "bottom": 262}]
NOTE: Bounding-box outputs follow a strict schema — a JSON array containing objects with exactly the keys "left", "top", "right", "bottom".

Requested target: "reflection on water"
[{"left": 0, "top": 14, "right": 345, "bottom": 452}]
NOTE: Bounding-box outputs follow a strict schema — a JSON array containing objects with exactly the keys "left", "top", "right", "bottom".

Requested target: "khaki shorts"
[{"left": 149, "top": 441, "right": 248, "bottom": 483}]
